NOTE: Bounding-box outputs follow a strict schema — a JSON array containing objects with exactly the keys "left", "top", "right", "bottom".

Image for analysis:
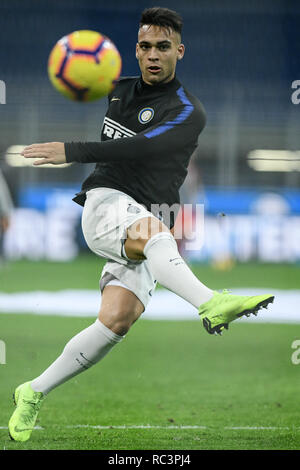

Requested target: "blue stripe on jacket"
[{"left": 144, "top": 87, "right": 194, "bottom": 139}]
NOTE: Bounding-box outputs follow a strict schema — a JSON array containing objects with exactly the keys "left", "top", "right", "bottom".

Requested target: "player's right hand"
[{"left": 21, "top": 142, "right": 67, "bottom": 166}]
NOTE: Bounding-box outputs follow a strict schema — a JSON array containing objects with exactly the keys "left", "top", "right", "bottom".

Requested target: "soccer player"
[{"left": 8, "top": 7, "right": 274, "bottom": 442}]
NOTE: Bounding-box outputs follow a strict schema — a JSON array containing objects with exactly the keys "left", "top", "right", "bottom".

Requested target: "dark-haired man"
[{"left": 8, "top": 7, "right": 274, "bottom": 442}]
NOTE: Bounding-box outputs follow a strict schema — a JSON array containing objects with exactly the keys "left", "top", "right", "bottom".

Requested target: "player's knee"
[
  {"left": 125, "top": 216, "right": 171, "bottom": 259},
  {"left": 98, "top": 308, "right": 138, "bottom": 336},
  {"left": 110, "top": 319, "right": 131, "bottom": 336},
  {"left": 128, "top": 216, "right": 169, "bottom": 242}
]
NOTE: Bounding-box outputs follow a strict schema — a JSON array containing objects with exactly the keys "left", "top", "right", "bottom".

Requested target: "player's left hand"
[{"left": 21, "top": 142, "right": 67, "bottom": 166}]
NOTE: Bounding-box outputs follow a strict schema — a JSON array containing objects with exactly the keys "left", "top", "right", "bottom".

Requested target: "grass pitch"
[
  {"left": 0, "top": 257, "right": 299, "bottom": 450},
  {"left": 0, "top": 255, "right": 299, "bottom": 292}
]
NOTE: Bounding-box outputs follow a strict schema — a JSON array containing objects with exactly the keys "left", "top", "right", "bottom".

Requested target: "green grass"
[
  {"left": 0, "top": 257, "right": 300, "bottom": 449},
  {"left": 0, "top": 255, "right": 299, "bottom": 292},
  {"left": 1, "top": 316, "right": 300, "bottom": 450}
]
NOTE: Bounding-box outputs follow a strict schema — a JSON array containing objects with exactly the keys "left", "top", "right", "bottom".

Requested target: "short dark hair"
[{"left": 139, "top": 7, "right": 183, "bottom": 36}]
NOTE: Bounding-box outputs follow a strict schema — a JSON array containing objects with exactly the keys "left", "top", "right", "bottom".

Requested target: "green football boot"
[
  {"left": 8, "top": 381, "right": 45, "bottom": 442},
  {"left": 199, "top": 290, "right": 274, "bottom": 336}
]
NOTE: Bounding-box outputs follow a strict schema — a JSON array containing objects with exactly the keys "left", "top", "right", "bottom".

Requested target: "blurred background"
[{"left": 0, "top": 0, "right": 299, "bottom": 265}]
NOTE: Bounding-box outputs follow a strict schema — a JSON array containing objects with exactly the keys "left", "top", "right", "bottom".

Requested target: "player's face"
[{"left": 136, "top": 25, "right": 185, "bottom": 86}]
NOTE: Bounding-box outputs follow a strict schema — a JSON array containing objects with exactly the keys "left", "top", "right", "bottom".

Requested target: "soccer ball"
[{"left": 48, "top": 30, "right": 122, "bottom": 102}]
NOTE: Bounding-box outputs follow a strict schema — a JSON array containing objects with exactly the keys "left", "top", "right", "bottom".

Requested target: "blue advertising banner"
[{"left": 2, "top": 186, "right": 300, "bottom": 263}]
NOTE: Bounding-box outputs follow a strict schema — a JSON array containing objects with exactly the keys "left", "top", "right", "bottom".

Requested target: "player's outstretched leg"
[
  {"left": 131, "top": 223, "right": 275, "bottom": 336},
  {"left": 8, "top": 382, "right": 45, "bottom": 442},
  {"left": 198, "top": 290, "right": 274, "bottom": 336}
]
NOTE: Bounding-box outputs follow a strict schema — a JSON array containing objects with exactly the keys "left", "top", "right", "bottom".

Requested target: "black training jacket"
[{"left": 65, "top": 75, "right": 206, "bottom": 228}]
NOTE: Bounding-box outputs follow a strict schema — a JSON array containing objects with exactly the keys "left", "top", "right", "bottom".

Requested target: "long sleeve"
[{"left": 65, "top": 101, "right": 206, "bottom": 164}]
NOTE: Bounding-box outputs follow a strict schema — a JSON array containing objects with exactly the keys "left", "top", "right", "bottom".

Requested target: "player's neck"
[{"left": 140, "top": 74, "right": 178, "bottom": 89}]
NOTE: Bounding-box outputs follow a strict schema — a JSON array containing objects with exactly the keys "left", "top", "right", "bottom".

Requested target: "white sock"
[
  {"left": 143, "top": 232, "right": 213, "bottom": 308},
  {"left": 31, "top": 319, "right": 123, "bottom": 395}
]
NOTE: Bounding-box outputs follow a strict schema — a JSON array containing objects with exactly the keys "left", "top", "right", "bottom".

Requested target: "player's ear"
[
  {"left": 136, "top": 43, "right": 139, "bottom": 60},
  {"left": 177, "top": 44, "right": 185, "bottom": 61}
]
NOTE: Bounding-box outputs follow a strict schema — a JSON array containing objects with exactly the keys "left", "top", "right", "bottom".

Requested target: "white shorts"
[{"left": 81, "top": 187, "right": 157, "bottom": 310}]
